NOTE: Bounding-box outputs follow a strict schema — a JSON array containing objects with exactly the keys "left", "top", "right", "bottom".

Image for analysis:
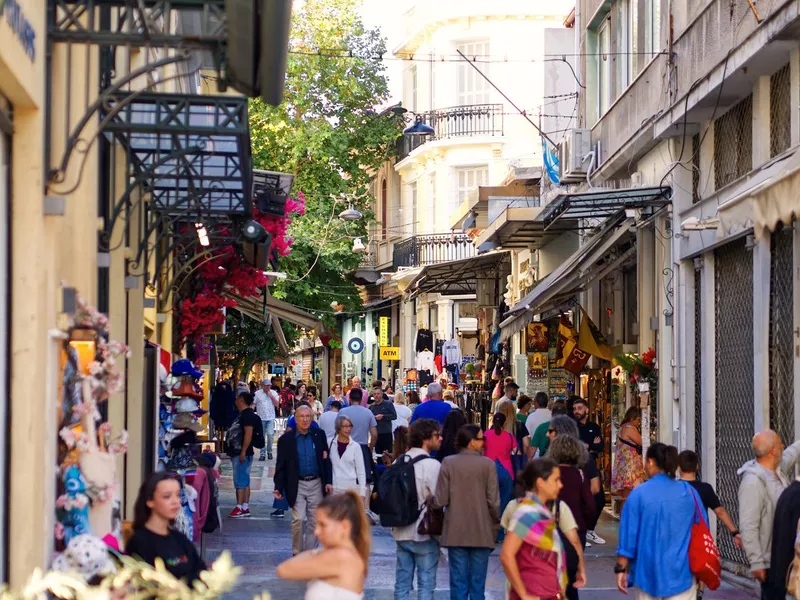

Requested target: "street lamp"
[
  {"left": 389, "top": 103, "right": 435, "bottom": 137},
  {"left": 339, "top": 204, "right": 363, "bottom": 221},
  {"left": 403, "top": 115, "right": 435, "bottom": 136}
]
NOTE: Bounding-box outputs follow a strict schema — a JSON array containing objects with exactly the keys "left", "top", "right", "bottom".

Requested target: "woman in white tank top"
[{"left": 276, "top": 490, "right": 369, "bottom": 600}]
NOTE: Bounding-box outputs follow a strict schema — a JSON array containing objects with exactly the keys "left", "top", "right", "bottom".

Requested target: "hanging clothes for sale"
[
  {"left": 435, "top": 339, "right": 445, "bottom": 356},
  {"left": 416, "top": 349, "right": 436, "bottom": 372},
  {"left": 434, "top": 354, "right": 443, "bottom": 375},
  {"left": 418, "top": 370, "right": 433, "bottom": 386},
  {"left": 415, "top": 329, "right": 434, "bottom": 352},
  {"left": 442, "top": 339, "right": 462, "bottom": 366}
]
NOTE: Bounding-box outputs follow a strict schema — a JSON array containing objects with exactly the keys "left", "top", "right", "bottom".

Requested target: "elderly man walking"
[
  {"left": 409, "top": 382, "right": 452, "bottom": 426},
  {"left": 273, "top": 405, "right": 332, "bottom": 555},
  {"left": 738, "top": 429, "right": 800, "bottom": 599},
  {"left": 254, "top": 377, "right": 279, "bottom": 461}
]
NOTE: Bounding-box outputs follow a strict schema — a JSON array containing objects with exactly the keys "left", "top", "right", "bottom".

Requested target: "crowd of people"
[{"left": 125, "top": 372, "right": 800, "bottom": 600}]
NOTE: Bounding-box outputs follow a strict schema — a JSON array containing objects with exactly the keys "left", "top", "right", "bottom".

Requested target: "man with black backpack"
[
  {"left": 383, "top": 419, "right": 442, "bottom": 600},
  {"left": 226, "top": 391, "right": 264, "bottom": 518}
]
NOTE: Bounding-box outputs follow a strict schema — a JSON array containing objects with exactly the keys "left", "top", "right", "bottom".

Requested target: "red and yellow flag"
[
  {"left": 556, "top": 315, "right": 590, "bottom": 375},
  {"left": 578, "top": 308, "right": 613, "bottom": 361}
]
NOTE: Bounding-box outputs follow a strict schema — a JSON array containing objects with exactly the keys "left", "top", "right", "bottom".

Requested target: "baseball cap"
[{"left": 262, "top": 378, "right": 272, "bottom": 386}]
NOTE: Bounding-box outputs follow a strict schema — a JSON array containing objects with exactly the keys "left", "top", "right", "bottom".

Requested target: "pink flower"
[{"left": 54, "top": 522, "right": 65, "bottom": 541}]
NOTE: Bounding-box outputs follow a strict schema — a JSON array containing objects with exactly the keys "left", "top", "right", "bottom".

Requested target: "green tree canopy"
[
  {"left": 249, "top": 0, "right": 401, "bottom": 330},
  {"left": 216, "top": 310, "right": 298, "bottom": 379}
]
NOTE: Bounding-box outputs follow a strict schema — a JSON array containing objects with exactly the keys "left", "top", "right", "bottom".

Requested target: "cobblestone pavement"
[{"left": 201, "top": 452, "right": 758, "bottom": 600}]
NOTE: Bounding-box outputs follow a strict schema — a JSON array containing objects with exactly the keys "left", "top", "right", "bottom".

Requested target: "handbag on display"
[
  {"left": 686, "top": 484, "right": 721, "bottom": 589},
  {"left": 417, "top": 497, "right": 444, "bottom": 536}
]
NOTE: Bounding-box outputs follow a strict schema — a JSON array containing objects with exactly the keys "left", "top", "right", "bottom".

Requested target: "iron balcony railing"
[
  {"left": 397, "top": 103, "right": 504, "bottom": 160},
  {"left": 392, "top": 233, "right": 477, "bottom": 269},
  {"left": 358, "top": 240, "right": 379, "bottom": 268}
]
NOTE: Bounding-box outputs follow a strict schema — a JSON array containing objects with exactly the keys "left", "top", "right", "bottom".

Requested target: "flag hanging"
[
  {"left": 578, "top": 307, "right": 613, "bottom": 361},
  {"left": 556, "top": 314, "right": 590, "bottom": 375}
]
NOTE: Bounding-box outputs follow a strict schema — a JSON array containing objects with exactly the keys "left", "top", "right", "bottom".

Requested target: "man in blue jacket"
[{"left": 273, "top": 405, "right": 332, "bottom": 555}]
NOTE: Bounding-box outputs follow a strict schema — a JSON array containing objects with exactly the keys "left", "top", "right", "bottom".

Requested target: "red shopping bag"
[{"left": 687, "top": 484, "right": 721, "bottom": 590}]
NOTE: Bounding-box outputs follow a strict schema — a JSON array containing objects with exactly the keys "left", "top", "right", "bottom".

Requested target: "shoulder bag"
[
  {"left": 686, "top": 483, "right": 721, "bottom": 590},
  {"left": 417, "top": 496, "right": 444, "bottom": 536}
]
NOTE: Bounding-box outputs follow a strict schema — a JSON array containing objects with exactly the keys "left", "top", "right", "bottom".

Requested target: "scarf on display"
[{"left": 507, "top": 493, "right": 568, "bottom": 593}]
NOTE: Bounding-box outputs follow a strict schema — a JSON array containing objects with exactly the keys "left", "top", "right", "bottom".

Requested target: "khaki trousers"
[{"left": 291, "top": 478, "right": 323, "bottom": 554}]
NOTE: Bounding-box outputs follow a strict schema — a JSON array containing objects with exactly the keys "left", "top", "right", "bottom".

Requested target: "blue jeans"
[
  {"left": 260, "top": 419, "right": 275, "bottom": 458},
  {"left": 394, "top": 538, "right": 439, "bottom": 600},
  {"left": 232, "top": 455, "right": 253, "bottom": 489},
  {"left": 447, "top": 547, "right": 492, "bottom": 600},
  {"left": 495, "top": 460, "right": 513, "bottom": 543}
]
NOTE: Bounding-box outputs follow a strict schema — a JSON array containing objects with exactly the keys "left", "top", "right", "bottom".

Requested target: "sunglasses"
[
  {"left": 547, "top": 428, "right": 556, "bottom": 434},
  {"left": 475, "top": 436, "right": 485, "bottom": 441}
]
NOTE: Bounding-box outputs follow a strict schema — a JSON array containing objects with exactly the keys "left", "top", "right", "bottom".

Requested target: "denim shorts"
[{"left": 232, "top": 454, "right": 253, "bottom": 489}]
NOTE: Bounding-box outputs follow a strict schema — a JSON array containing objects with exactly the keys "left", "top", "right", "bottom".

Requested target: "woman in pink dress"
[
  {"left": 484, "top": 412, "right": 517, "bottom": 541},
  {"left": 611, "top": 407, "right": 646, "bottom": 502}
]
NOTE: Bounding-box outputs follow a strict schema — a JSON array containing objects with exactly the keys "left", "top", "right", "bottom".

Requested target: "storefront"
[{"left": 398, "top": 252, "right": 511, "bottom": 426}]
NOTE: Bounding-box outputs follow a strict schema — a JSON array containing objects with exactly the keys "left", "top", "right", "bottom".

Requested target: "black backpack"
[
  {"left": 378, "top": 454, "right": 432, "bottom": 527},
  {"left": 200, "top": 466, "right": 220, "bottom": 534},
  {"left": 251, "top": 419, "right": 266, "bottom": 449}
]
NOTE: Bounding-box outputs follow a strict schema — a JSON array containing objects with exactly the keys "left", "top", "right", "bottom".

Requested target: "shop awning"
[
  {"left": 473, "top": 206, "right": 578, "bottom": 249},
  {"left": 450, "top": 180, "right": 541, "bottom": 231},
  {"left": 537, "top": 186, "right": 671, "bottom": 229},
  {"left": 406, "top": 251, "right": 511, "bottom": 299},
  {"left": 227, "top": 292, "right": 324, "bottom": 354},
  {"left": 499, "top": 218, "right": 634, "bottom": 338},
  {"left": 717, "top": 146, "right": 800, "bottom": 240}
]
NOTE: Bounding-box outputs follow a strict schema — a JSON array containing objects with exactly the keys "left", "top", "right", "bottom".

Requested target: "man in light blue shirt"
[{"left": 615, "top": 443, "right": 706, "bottom": 599}]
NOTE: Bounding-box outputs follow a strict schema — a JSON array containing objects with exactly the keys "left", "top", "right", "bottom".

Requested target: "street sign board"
[
  {"left": 379, "top": 316, "right": 389, "bottom": 347},
  {"left": 379, "top": 346, "right": 400, "bottom": 360}
]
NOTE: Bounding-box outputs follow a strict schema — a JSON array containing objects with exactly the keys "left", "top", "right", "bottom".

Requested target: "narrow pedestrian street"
[{"left": 204, "top": 453, "right": 756, "bottom": 600}]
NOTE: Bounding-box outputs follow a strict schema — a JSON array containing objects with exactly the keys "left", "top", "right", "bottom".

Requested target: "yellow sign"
[
  {"left": 380, "top": 346, "right": 400, "bottom": 360},
  {"left": 379, "top": 316, "right": 390, "bottom": 347}
]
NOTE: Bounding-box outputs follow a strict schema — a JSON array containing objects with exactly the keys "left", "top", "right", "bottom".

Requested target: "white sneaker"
[
  {"left": 585, "top": 540, "right": 592, "bottom": 548},
  {"left": 365, "top": 509, "right": 379, "bottom": 525},
  {"left": 586, "top": 530, "right": 606, "bottom": 545}
]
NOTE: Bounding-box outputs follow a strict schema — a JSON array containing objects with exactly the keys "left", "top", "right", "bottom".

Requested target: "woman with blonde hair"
[{"left": 277, "top": 490, "right": 370, "bottom": 599}]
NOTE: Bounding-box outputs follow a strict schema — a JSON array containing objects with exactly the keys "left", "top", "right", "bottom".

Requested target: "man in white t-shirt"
[
  {"left": 392, "top": 418, "right": 442, "bottom": 600},
  {"left": 254, "top": 377, "right": 279, "bottom": 461},
  {"left": 525, "top": 391, "right": 551, "bottom": 439}
]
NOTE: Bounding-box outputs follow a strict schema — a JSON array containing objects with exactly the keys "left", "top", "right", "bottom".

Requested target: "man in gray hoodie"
[{"left": 737, "top": 429, "right": 800, "bottom": 599}]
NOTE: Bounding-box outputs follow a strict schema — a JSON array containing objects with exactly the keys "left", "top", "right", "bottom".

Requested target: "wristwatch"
[
  {"left": 614, "top": 563, "right": 628, "bottom": 574},
  {"left": 731, "top": 529, "right": 741, "bottom": 536}
]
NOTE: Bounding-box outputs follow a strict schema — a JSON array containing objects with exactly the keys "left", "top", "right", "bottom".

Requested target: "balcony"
[
  {"left": 397, "top": 104, "right": 504, "bottom": 161},
  {"left": 392, "top": 233, "right": 477, "bottom": 270}
]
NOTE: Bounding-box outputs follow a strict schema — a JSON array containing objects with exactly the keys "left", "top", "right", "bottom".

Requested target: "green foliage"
[
  {"left": 249, "top": 0, "right": 401, "bottom": 329},
  {"left": 216, "top": 311, "right": 298, "bottom": 378}
]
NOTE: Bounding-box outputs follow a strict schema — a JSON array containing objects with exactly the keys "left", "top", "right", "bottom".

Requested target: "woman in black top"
[
  {"left": 438, "top": 408, "right": 467, "bottom": 462},
  {"left": 127, "top": 472, "right": 207, "bottom": 583}
]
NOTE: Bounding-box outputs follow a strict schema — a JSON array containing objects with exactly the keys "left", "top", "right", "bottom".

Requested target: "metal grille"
[
  {"left": 770, "top": 64, "right": 791, "bottom": 158},
  {"left": 714, "top": 95, "right": 753, "bottom": 189},
  {"left": 692, "top": 133, "right": 701, "bottom": 204},
  {"left": 694, "top": 268, "right": 702, "bottom": 463},
  {"left": 770, "top": 224, "right": 795, "bottom": 446},
  {"left": 715, "top": 238, "right": 753, "bottom": 566}
]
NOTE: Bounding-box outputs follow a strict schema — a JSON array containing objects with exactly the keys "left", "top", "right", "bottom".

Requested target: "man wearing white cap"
[{"left": 254, "top": 377, "right": 279, "bottom": 461}]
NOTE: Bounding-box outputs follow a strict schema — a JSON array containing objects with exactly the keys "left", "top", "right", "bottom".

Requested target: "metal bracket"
[{"left": 44, "top": 195, "right": 66, "bottom": 215}]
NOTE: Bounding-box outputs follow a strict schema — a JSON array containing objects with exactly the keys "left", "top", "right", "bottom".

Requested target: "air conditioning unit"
[{"left": 558, "top": 129, "right": 592, "bottom": 182}]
